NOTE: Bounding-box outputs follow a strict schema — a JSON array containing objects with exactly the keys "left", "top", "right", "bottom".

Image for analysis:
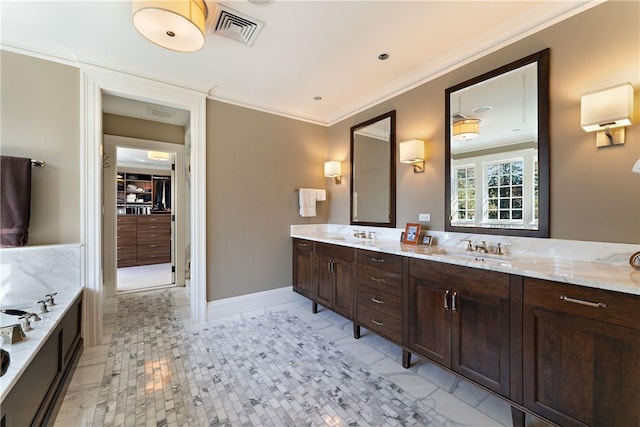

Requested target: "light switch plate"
[{"left": 419, "top": 213, "right": 430, "bottom": 222}]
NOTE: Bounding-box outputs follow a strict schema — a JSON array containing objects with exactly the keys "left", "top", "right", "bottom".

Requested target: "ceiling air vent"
[{"left": 211, "top": 5, "right": 264, "bottom": 46}]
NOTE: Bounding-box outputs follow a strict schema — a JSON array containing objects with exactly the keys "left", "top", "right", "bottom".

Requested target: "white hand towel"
[
  {"left": 315, "top": 189, "right": 327, "bottom": 201},
  {"left": 299, "top": 188, "right": 317, "bottom": 217}
]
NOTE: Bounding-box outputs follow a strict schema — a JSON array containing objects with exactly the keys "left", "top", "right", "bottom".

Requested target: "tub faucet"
[{"left": 45, "top": 292, "right": 57, "bottom": 306}]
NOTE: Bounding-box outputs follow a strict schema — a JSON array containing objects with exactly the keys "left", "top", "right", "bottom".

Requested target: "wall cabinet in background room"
[{"left": 117, "top": 172, "right": 171, "bottom": 215}]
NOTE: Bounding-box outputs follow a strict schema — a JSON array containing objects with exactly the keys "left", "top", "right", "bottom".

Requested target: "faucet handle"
[
  {"left": 37, "top": 299, "right": 49, "bottom": 314},
  {"left": 45, "top": 292, "right": 57, "bottom": 306},
  {"left": 460, "top": 239, "right": 473, "bottom": 251},
  {"left": 495, "top": 242, "right": 512, "bottom": 255},
  {"left": 19, "top": 314, "right": 33, "bottom": 332}
]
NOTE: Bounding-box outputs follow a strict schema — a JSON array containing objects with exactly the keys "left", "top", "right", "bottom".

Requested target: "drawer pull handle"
[
  {"left": 371, "top": 277, "right": 385, "bottom": 283},
  {"left": 298, "top": 243, "right": 307, "bottom": 247},
  {"left": 371, "top": 297, "right": 384, "bottom": 304},
  {"left": 452, "top": 292, "right": 457, "bottom": 312},
  {"left": 371, "top": 257, "right": 385, "bottom": 263},
  {"left": 150, "top": 234, "right": 157, "bottom": 237},
  {"left": 444, "top": 289, "right": 450, "bottom": 310},
  {"left": 371, "top": 319, "right": 384, "bottom": 326},
  {"left": 560, "top": 296, "right": 606, "bottom": 308},
  {"left": 150, "top": 244, "right": 157, "bottom": 248}
]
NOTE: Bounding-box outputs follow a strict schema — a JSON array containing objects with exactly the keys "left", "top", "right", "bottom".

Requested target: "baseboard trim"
[{"left": 206, "top": 286, "right": 302, "bottom": 320}]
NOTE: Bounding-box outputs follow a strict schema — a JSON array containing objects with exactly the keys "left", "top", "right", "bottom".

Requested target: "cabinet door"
[
  {"left": 407, "top": 274, "right": 451, "bottom": 367},
  {"left": 524, "top": 279, "right": 640, "bottom": 427},
  {"left": 292, "top": 240, "right": 313, "bottom": 298},
  {"left": 314, "top": 253, "right": 333, "bottom": 308},
  {"left": 451, "top": 287, "right": 510, "bottom": 396},
  {"left": 333, "top": 257, "right": 354, "bottom": 318}
]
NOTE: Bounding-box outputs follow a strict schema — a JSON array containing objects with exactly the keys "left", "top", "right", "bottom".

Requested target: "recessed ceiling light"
[
  {"left": 472, "top": 106, "right": 493, "bottom": 114},
  {"left": 314, "top": 96, "right": 322, "bottom": 101},
  {"left": 378, "top": 53, "right": 389, "bottom": 61}
]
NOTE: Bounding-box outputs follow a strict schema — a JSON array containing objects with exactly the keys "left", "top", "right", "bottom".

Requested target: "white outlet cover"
[{"left": 419, "top": 213, "right": 431, "bottom": 221}]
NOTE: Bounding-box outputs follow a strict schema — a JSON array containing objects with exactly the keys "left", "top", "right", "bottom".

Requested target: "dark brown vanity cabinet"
[
  {"left": 0, "top": 292, "right": 83, "bottom": 427},
  {"left": 523, "top": 278, "right": 640, "bottom": 427},
  {"left": 355, "top": 250, "right": 404, "bottom": 345},
  {"left": 292, "top": 238, "right": 313, "bottom": 299},
  {"left": 407, "top": 258, "right": 511, "bottom": 397},
  {"left": 313, "top": 242, "right": 355, "bottom": 319}
]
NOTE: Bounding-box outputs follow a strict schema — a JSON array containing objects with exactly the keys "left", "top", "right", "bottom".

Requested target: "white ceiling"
[{"left": 0, "top": 0, "right": 599, "bottom": 126}]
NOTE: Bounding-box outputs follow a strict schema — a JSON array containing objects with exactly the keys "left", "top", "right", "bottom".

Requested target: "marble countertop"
[
  {"left": 0, "top": 286, "right": 84, "bottom": 402},
  {"left": 291, "top": 231, "right": 640, "bottom": 296}
]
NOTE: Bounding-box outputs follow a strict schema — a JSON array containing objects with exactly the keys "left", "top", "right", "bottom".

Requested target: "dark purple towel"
[{"left": 1, "top": 155, "right": 32, "bottom": 247}]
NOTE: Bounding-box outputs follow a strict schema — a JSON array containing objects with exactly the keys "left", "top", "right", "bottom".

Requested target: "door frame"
[
  {"left": 81, "top": 66, "right": 207, "bottom": 347},
  {"left": 103, "top": 136, "right": 186, "bottom": 296}
]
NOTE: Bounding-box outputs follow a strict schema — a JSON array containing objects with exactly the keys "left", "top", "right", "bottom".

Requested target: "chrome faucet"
[
  {"left": 495, "top": 242, "right": 512, "bottom": 255},
  {"left": 37, "top": 299, "right": 49, "bottom": 314},
  {"left": 353, "top": 230, "right": 367, "bottom": 238},
  {"left": 461, "top": 239, "right": 474, "bottom": 251},
  {"left": 475, "top": 241, "right": 489, "bottom": 253},
  {"left": 45, "top": 292, "right": 57, "bottom": 306}
]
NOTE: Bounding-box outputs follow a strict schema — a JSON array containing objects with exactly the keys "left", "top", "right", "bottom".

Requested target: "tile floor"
[{"left": 54, "top": 288, "right": 515, "bottom": 426}]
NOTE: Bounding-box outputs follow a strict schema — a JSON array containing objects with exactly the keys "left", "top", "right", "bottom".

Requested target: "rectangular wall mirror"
[
  {"left": 350, "top": 110, "right": 396, "bottom": 227},
  {"left": 445, "top": 49, "right": 550, "bottom": 237}
]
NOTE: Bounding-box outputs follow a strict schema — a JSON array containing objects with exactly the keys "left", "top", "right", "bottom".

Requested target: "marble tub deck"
[{"left": 54, "top": 288, "right": 515, "bottom": 426}]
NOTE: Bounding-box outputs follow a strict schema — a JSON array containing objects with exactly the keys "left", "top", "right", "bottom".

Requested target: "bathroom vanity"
[
  {"left": 0, "top": 244, "right": 84, "bottom": 427},
  {"left": 291, "top": 226, "right": 640, "bottom": 427},
  {"left": 0, "top": 289, "right": 83, "bottom": 427}
]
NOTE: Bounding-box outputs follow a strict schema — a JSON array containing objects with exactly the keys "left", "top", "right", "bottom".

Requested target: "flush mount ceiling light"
[
  {"left": 148, "top": 151, "right": 170, "bottom": 161},
  {"left": 132, "top": 0, "right": 208, "bottom": 52},
  {"left": 452, "top": 118, "right": 480, "bottom": 141}
]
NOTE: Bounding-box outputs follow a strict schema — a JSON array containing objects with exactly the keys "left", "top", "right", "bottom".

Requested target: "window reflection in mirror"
[
  {"left": 445, "top": 49, "right": 549, "bottom": 237},
  {"left": 350, "top": 110, "right": 396, "bottom": 227}
]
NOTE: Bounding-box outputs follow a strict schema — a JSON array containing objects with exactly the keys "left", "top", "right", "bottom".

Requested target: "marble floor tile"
[{"left": 55, "top": 287, "right": 514, "bottom": 426}]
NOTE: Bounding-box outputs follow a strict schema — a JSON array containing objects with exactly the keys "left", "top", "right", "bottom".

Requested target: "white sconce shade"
[
  {"left": 452, "top": 119, "right": 480, "bottom": 141},
  {"left": 324, "top": 161, "right": 342, "bottom": 184},
  {"left": 133, "top": 0, "right": 208, "bottom": 52},
  {"left": 581, "top": 83, "right": 633, "bottom": 147},
  {"left": 633, "top": 158, "right": 640, "bottom": 174},
  {"left": 148, "top": 151, "right": 170, "bottom": 161},
  {"left": 399, "top": 139, "right": 425, "bottom": 173}
]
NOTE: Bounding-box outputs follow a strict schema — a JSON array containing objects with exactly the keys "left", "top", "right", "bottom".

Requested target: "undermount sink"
[{"left": 430, "top": 249, "right": 513, "bottom": 264}]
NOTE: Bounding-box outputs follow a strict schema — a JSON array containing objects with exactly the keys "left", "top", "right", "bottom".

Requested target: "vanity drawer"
[
  {"left": 357, "top": 303, "right": 402, "bottom": 343},
  {"left": 358, "top": 284, "right": 402, "bottom": 320},
  {"left": 357, "top": 264, "right": 402, "bottom": 295},
  {"left": 357, "top": 250, "right": 403, "bottom": 273},
  {"left": 524, "top": 278, "right": 640, "bottom": 330},
  {"left": 293, "top": 238, "right": 312, "bottom": 253},
  {"left": 315, "top": 242, "right": 354, "bottom": 262}
]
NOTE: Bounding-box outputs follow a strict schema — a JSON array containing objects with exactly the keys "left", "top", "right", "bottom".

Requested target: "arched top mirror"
[
  {"left": 445, "top": 49, "right": 550, "bottom": 237},
  {"left": 350, "top": 110, "right": 396, "bottom": 228}
]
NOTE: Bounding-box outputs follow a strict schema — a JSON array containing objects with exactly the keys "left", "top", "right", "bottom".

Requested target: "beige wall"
[
  {"left": 103, "top": 113, "right": 185, "bottom": 144},
  {"left": 0, "top": 51, "right": 80, "bottom": 245},
  {"left": 206, "top": 100, "right": 328, "bottom": 300},
  {"left": 328, "top": 1, "right": 640, "bottom": 244}
]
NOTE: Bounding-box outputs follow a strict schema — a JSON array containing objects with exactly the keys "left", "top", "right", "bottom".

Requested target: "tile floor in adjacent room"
[{"left": 54, "top": 288, "right": 514, "bottom": 427}]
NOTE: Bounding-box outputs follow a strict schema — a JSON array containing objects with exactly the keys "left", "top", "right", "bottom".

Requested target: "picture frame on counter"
[
  {"left": 402, "top": 223, "right": 421, "bottom": 245},
  {"left": 419, "top": 233, "right": 433, "bottom": 246}
]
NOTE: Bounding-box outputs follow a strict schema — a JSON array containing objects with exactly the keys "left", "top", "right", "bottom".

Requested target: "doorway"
[{"left": 115, "top": 146, "right": 176, "bottom": 293}]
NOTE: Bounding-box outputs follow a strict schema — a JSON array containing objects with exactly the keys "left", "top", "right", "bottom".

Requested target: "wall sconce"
[
  {"left": 399, "top": 139, "right": 425, "bottom": 173},
  {"left": 452, "top": 119, "right": 480, "bottom": 141},
  {"left": 633, "top": 159, "right": 640, "bottom": 174},
  {"left": 324, "top": 161, "right": 342, "bottom": 184},
  {"left": 581, "top": 83, "right": 633, "bottom": 148}
]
